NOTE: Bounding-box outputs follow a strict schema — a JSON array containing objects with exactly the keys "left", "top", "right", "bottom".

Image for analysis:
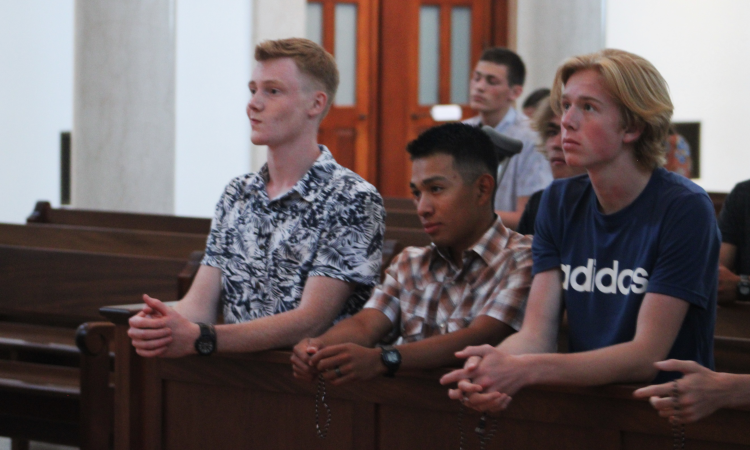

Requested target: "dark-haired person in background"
[
  {"left": 464, "top": 48, "right": 552, "bottom": 230},
  {"left": 521, "top": 87, "right": 551, "bottom": 119},
  {"left": 291, "top": 123, "right": 532, "bottom": 384},
  {"left": 717, "top": 179, "right": 750, "bottom": 303}
]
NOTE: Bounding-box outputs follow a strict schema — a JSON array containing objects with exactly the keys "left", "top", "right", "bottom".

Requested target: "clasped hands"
[
  {"left": 291, "top": 338, "right": 387, "bottom": 385},
  {"left": 127, "top": 294, "right": 200, "bottom": 358},
  {"left": 439, "top": 344, "right": 528, "bottom": 413}
]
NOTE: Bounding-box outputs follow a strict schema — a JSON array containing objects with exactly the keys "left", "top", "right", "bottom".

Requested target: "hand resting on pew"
[
  {"left": 128, "top": 264, "right": 359, "bottom": 356},
  {"left": 634, "top": 359, "right": 750, "bottom": 423},
  {"left": 128, "top": 294, "right": 198, "bottom": 357}
]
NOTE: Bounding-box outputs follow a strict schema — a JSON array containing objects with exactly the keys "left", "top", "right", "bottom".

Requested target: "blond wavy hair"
[{"left": 550, "top": 49, "right": 673, "bottom": 170}]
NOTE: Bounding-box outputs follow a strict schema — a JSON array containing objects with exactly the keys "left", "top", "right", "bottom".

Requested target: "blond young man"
[
  {"left": 128, "top": 38, "right": 384, "bottom": 358},
  {"left": 442, "top": 49, "right": 720, "bottom": 412}
]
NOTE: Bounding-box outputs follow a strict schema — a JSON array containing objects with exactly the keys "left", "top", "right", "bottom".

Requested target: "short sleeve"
[
  {"left": 201, "top": 176, "right": 245, "bottom": 269},
  {"left": 363, "top": 258, "right": 404, "bottom": 326},
  {"left": 648, "top": 192, "right": 720, "bottom": 308},
  {"left": 531, "top": 187, "right": 562, "bottom": 275},
  {"left": 308, "top": 186, "right": 385, "bottom": 287},
  {"left": 477, "top": 244, "right": 533, "bottom": 330},
  {"left": 719, "top": 184, "right": 745, "bottom": 246}
]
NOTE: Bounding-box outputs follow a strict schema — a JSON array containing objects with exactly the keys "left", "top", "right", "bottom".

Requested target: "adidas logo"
[{"left": 561, "top": 259, "right": 648, "bottom": 295}]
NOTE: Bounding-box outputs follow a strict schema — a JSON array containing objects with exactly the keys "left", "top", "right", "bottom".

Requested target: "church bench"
[
  {"left": 0, "top": 244, "right": 189, "bottom": 327},
  {"left": 707, "top": 191, "right": 728, "bottom": 217},
  {"left": 385, "top": 209, "right": 422, "bottom": 229},
  {"left": 0, "top": 245, "right": 197, "bottom": 449},
  {"left": 383, "top": 197, "right": 416, "bottom": 211},
  {"left": 384, "top": 226, "right": 431, "bottom": 249},
  {"left": 0, "top": 222, "right": 207, "bottom": 260},
  {"left": 28, "top": 201, "right": 212, "bottom": 234},
  {"left": 0, "top": 321, "right": 115, "bottom": 450},
  {"left": 27, "top": 199, "right": 425, "bottom": 234},
  {"left": 98, "top": 303, "right": 750, "bottom": 450}
]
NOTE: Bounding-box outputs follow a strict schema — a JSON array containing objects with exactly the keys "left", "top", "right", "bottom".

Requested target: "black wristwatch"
[
  {"left": 738, "top": 275, "right": 750, "bottom": 301},
  {"left": 380, "top": 346, "right": 401, "bottom": 377},
  {"left": 194, "top": 323, "right": 216, "bottom": 356}
]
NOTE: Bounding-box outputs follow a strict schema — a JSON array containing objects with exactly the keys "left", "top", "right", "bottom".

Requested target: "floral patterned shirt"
[{"left": 202, "top": 146, "right": 385, "bottom": 324}]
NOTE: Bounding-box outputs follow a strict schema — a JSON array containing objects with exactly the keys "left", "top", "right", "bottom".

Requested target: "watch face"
[
  {"left": 197, "top": 338, "right": 215, "bottom": 355},
  {"left": 384, "top": 352, "right": 399, "bottom": 364},
  {"left": 740, "top": 285, "right": 750, "bottom": 296}
]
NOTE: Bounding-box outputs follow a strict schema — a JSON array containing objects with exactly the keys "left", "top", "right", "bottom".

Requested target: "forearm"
[
  {"left": 724, "top": 373, "right": 750, "bottom": 409},
  {"left": 216, "top": 308, "right": 334, "bottom": 353},
  {"left": 520, "top": 340, "right": 660, "bottom": 388},
  {"left": 399, "top": 319, "right": 513, "bottom": 371},
  {"left": 498, "top": 327, "right": 558, "bottom": 355},
  {"left": 316, "top": 309, "right": 392, "bottom": 348}
]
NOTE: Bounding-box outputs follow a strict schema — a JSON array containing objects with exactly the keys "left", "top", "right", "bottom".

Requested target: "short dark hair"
[
  {"left": 479, "top": 47, "right": 526, "bottom": 87},
  {"left": 407, "top": 123, "right": 498, "bottom": 186},
  {"left": 522, "top": 88, "right": 551, "bottom": 110}
]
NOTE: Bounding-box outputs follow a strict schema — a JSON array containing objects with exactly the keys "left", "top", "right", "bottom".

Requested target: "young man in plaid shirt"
[{"left": 291, "top": 123, "right": 533, "bottom": 384}]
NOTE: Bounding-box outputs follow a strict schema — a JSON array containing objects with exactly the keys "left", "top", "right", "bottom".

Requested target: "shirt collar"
[
  {"left": 430, "top": 215, "right": 508, "bottom": 269},
  {"left": 255, "top": 145, "right": 337, "bottom": 203}
]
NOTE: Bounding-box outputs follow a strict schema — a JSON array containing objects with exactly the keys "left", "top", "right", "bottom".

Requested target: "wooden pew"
[
  {"left": 0, "top": 222, "right": 206, "bottom": 260},
  {"left": 28, "top": 201, "right": 212, "bottom": 235},
  {"left": 0, "top": 244, "right": 198, "bottom": 449},
  {"left": 99, "top": 305, "right": 750, "bottom": 450},
  {"left": 28, "top": 199, "right": 426, "bottom": 233},
  {"left": 0, "top": 244, "right": 188, "bottom": 327},
  {"left": 383, "top": 197, "right": 415, "bottom": 211},
  {"left": 384, "top": 226, "right": 431, "bottom": 249},
  {"left": 708, "top": 191, "right": 728, "bottom": 217}
]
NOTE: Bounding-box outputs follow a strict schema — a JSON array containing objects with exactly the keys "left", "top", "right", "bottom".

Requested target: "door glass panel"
[
  {"left": 450, "top": 6, "right": 472, "bottom": 104},
  {"left": 334, "top": 4, "right": 357, "bottom": 106},
  {"left": 418, "top": 5, "right": 440, "bottom": 105},
  {"left": 306, "top": 2, "right": 323, "bottom": 46}
]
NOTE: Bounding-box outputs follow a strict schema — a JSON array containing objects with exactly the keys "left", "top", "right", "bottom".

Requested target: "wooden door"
[
  {"left": 378, "top": 0, "right": 495, "bottom": 197},
  {"left": 307, "top": 0, "right": 379, "bottom": 184}
]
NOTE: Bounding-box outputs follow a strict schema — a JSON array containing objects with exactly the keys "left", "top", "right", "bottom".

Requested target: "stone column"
[
  {"left": 72, "top": 0, "right": 176, "bottom": 213},
  {"left": 248, "top": 0, "right": 306, "bottom": 172},
  {"left": 516, "top": 0, "right": 605, "bottom": 101}
]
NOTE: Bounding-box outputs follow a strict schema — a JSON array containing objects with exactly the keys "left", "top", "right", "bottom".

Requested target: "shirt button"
[{"left": 439, "top": 323, "right": 447, "bottom": 333}]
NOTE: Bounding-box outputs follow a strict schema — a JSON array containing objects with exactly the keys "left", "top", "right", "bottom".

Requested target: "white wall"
[
  {"left": 0, "top": 0, "right": 74, "bottom": 223},
  {"left": 174, "top": 0, "right": 252, "bottom": 218},
  {"left": 606, "top": 0, "right": 750, "bottom": 192},
  {"left": 517, "top": 0, "right": 604, "bottom": 105}
]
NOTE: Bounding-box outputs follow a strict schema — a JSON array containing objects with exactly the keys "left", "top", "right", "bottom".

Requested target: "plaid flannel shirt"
[{"left": 364, "top": 217, "right": 533, "bottom": 344}]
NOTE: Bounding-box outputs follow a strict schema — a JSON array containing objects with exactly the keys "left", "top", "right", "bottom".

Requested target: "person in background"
[
  {"left": 717, "top": 179, "right": 750, "bottom": 303},
  {"left": 516, "top": 98, "right": 588, "bottom": 235},
  {"left": 464, "top": 47, "right": 553, "bottom": 230},
  {"left": 521, "top": 87, "right": 551, "bottom": 119}
]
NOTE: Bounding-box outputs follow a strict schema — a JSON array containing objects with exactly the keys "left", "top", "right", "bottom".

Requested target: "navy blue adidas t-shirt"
[{"left": 533, "top": 168, "right": 720, "bottom": 383}]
